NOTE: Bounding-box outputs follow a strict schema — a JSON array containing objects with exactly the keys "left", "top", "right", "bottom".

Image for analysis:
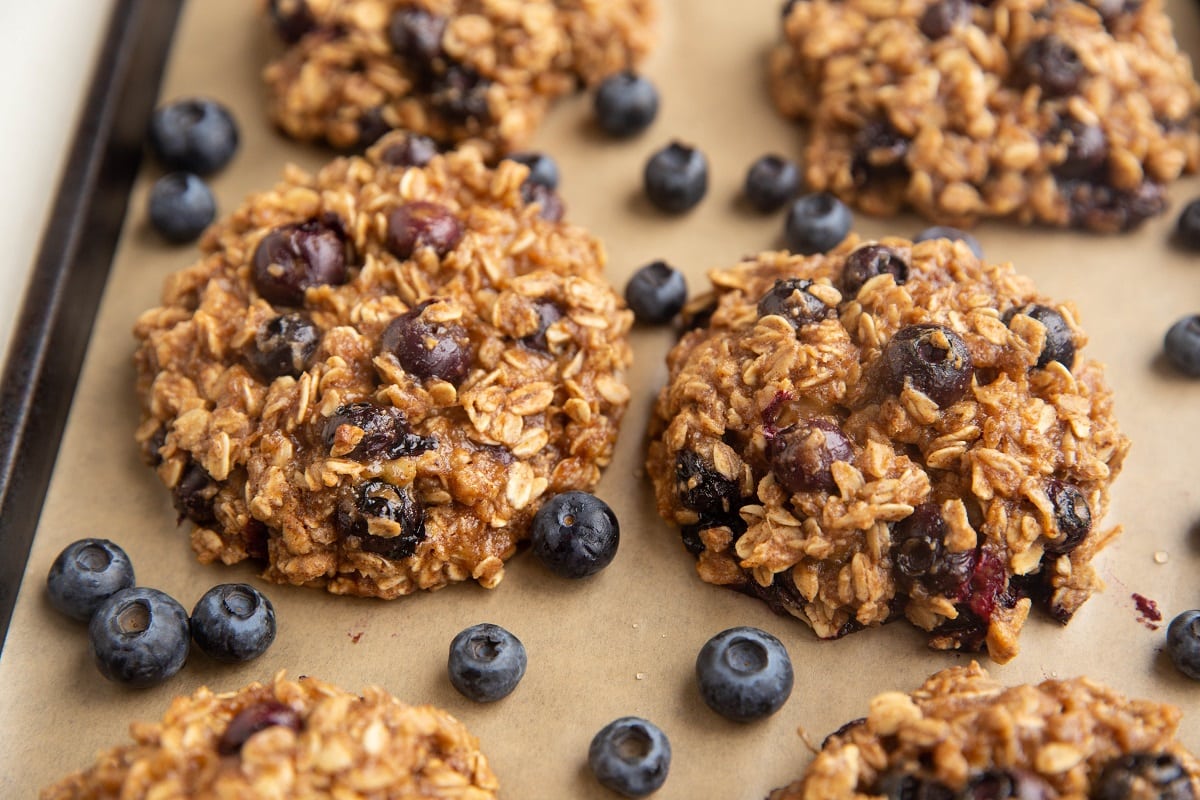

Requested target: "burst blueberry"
[
  {"left": 1093, "top": 752, "right": 1195, "bottom": 800},
  {"left": 743, "top": 154, "right": 800, "bottom": 213},
  {"left": 625, "top": 261, "right": 687, "bottom": 325},
  {"left": 643, "top": 141, "right": 708, "bottom": 214},
  {"left": 190, "top": 583, "right": 277, "bottom": 663},
  {"left": 1167, "top": 609, "right": 1200, "bottom": 681},
  {"left": 46, "top": 539, "right": 136, "bottom": 622},
  {"left": 148, "top": 173, "right": 216, "bottom": 243},
  {"left": 695, "top": 626, "right": 794, "bottom": 722},
  {"left": 447, "top": 622, "right": 527, "bottom": 702},
  {"left": 88, "top": 587, "right": 190, "bottom": 688},
  {"left": 148, "top": 98, "right": 239, "bottom": 175},
  {"left": 784, "top": 192, "right": 852, "bottom": 254},
  {"left": 530, "top": 491, "right": 619, "bottom": 578},
  {"left": 594, "top": 71, "right": 659, "bottom": 138},
  {"left": 588, "top": 717, "right": 671, "bottom": 797}
]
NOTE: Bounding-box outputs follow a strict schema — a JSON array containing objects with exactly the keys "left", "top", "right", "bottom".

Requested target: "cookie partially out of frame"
[
  {"left": 134, "top": 133, "right": 632, "bottom": 598},
  {"left": 646, "top": 236, "right": 1128, "bottom": 663},
  {"left": 769, "top": 0, "right": 1200, "bottom": 231},
  {"left": 770, "top": 663, "right": 1200, "bottom": 800},
  {"left": 41, "top": 672, "right": 499, "bottom": 799},
  {"left": 263, "top": 0, "right": 656, "bottom": 155}
]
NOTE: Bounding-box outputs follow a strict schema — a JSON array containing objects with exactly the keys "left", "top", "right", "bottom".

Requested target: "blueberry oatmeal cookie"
[
  {"left": 769, "top": 662, "right": 1200, "bottom": 800},
  {"left": 40, "top": 672, "right": 499, "bottom": 799},
  {"left": 645, "top": 236, "right": 1128, "bottom": 663},
  {"left": 134, "top": 132, "right": 633, "bottom": 598},
  {"left": 263, "top": 0, "right": 656, "bottom": 155},
  {"left": 770, "top": 0, "right": 1200, "bottom": 231}
]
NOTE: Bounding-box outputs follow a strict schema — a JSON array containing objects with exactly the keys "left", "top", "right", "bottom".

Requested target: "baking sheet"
[{"left": 3, "top": 0, "right": 1200, "bottom": 796}]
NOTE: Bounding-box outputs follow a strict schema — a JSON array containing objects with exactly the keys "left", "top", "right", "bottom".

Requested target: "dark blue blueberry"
[
  {"left": 768, "top": 418, "right": 853, "bottom": 494},
  {"left": 148, "top": 173, "right": 216, "bottom": 243},
  {"left": 1093, "top": 752, "right": 1195, "bottom": 800},
  {"left": 913, "top": 225, "right": 983, "bottom": 259},
  {"left": 507, "top": 151, "right": 559, "bottom": 190},
  {"left": 695, "top": 626, "right": 794, "bottom": 722},
  {"left": 1043, "top": 479, "right": 1091, "bottom": 555},
  {"left": 1165, "top": 315, "right": 1200, "bottom": 377},
  {"left": 377, "top": 132, "right": 439, "bottom": 167},
  {"left": 960, "top": 769, "right": 1053, "bottom": 800},
  {"left": 336, "top": 479, "right": 427, "bottom": 560},
  {"left": 388, "top": 7, "right": 445, "bottom": 62},
  {"left": 88, "top": 587, "right": 190, "bottom": 688},
  {"left": 218, "top": 701, "right": 303, "bottom": 755},
  {"left": 1017, "top": 35, "right": 1085, "bottom": 98},
  {"left": 1053, "top": 119, "right": 1107, "bottom": 180},
  {"left": 321, "top": 401, "right": 436, "bottom": 461},
  {"left": 675, "top": 451, "right": 740, "bottom": 518},
  {"left": 385, "top": 201, "right": 464, "bottom": 260},
  {"left": 530, "top": 491, "right": 619, "bottom": 579},
  {"left": 625, "top": 261, "right": 687, "bottom": 325},
  {"left": 588, "top": 717, "right": 671, "bottom": 798},
  {"left": 189, "top": 583, "right": 277, "bottom": 663},
  {"left": 252, "top": 219, "right": 350, "bottom": 306},
  {"left": 594, "top": 71, "right": 659, "bottom": 138},
  {"left": 876, "top": 772, "right": 956, "bottom": 800},
  {"left": 520, "top": 181, "right": 566, "bottom": 222},
  {"left": 46, "top": 539, "right": 136, "bottom": 622},
  {"left": 891, "top": 503, "right": 974, "bottom": 595},
  {"left": 173, "top": 461, "right": 218, "bottom": 526},
  {"left": 919, "top": 0, "right": 971, "bottom": 38},
  {"left": 842, "top": 244, "right": 908, "bottom": 296},
  {"left": 643, "top": 141, "right": 708, "bottom": 214},
  {"left": 248, "top": 313, "right": 320, "bottom": 381},
  {"left": 148, "top": 98, "right": 239, "bottom": 175},
  {"left": 784, "top": 192, "right": 852, "bottom": 254},
  {"left": 1175, "top": 198, "right": 1200, "bottom": 250},
  {"left": 757, "top": 277, "right": 831, "bottom": 329},
  {"left": 1167, "top": 609, "right": 1200, "bottom": 681},
  {"left": 880, "top": 324, "right": 974, "bottom": 407},
  {"left": 268, "top": 0, "right": 316, "bottom": 44},
  {"left": 447, "top": 622, "right": 527, "bottom": 702},
  {"left": 743, "top": 154, "right": 800, "bottom": 213},
  {"left": 381, "top": 301, "right": 472, "bottom": 385},
  {"left": 1002, "top": 305, "right": 1076, "bottom": 370}
]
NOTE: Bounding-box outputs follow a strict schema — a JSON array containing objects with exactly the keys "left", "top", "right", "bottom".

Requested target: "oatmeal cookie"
[
  {"left": 769, "top": 0, "right": 1200, "bottom": 231},
  {"left": 40, "top": 672, "right": 499, "bottom": 799},
  {"left": 769, "top": 662, "right": 1200, "bottom": 800},
  {"left": 133, "top": 133, "right": 633, "bottom": 598},
  {"left": 645, "top": 236, "right": 1128, "bottom": 663},
  {"left": 263, "top": 0, "right": 656, "bottom": 155}
]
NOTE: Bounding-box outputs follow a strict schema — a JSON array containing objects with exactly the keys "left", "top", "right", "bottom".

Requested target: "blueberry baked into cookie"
[
  {"left": 134, "top": 132, "right": 632, "bottom": 598},
  {"left": 263, "top": 0, "right": 656, "bottom": 155},
  {"left": 40, "top": 672, "right": 499, "bottom": 799},
  {"left": 646, "top": 236, "right": 1128, "bottom": 662},
  {"left": 770, "top": 0, "right": 1200, "bottom": 231},
  {"left": 769, "top": 663, "right": 1200, "bottom": 800}
]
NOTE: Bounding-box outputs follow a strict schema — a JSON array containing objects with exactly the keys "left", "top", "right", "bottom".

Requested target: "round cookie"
[
  {"left": 263, "top": 0, "right": 657, "bottom": 155},
  {"left": 134, "top": 133, "right": 633, "bottom": 598},
  {"left": 40, "top": 672, "right": 499, "bottom": 799},
  {"left": 769, "top": 662, "right": 1200, "bottom": 799},
  {"left": 645, "top": 236, "right": 1129, "bottom": 663},
  {"left": 770, "top": 0, "right": 1200, "bottom": 231}
]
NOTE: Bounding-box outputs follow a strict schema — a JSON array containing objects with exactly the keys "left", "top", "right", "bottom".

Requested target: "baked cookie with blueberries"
[
  {"left": 769, "top": 662, "right": 1200, "bottom": 800},
  {"left": 645, "top": 236, "right": 1128, "bottom": 663},
  {"left": 770, "top": 0, "right": 1200, "bottom": 231},
  {"left": 134, "top": 131, "right": 632, "bottom": 598},
  {"left": 263, "top": 0, "right": 656, "bottom": 154},
  {"left": 40, "top": 672, "right": 499, "bottom": 799}
]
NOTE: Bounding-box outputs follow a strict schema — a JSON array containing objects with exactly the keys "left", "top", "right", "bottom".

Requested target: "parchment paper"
[{"left": 3, "top": 0, "right": 1200, "bottom": 796}]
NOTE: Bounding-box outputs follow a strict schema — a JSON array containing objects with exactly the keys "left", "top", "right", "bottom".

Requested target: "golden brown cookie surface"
[{"left": 646, "top": 237, "right": 1128, "bottom": 662}]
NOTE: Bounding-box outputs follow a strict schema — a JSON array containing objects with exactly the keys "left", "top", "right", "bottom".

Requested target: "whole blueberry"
[
  {"left": 1093, "top": 752, "right": 1195, "bottom": 800},
  {"left": 380, "top": 302, "right": 473, "bottom": 384},
  {"left": 695, "top": 626, "right": 794, "bottom": 722},
  {"left": 88, "top": 587, "right": 190, "bottom": 688},
  {"left": 268, "top": 0, "right": 316, "bottom": 44},
  {"left": 377, "top": 132, "right": 439, "bottom": 168},
  {"left": 385, "top": 201, "right": 464, "bottom": 260},
  {"left": 148, "top": 98, "right": 239, "bottom": 175},
  {"left": 919, "top": 0, "right": 971, "bottom": 38},
  {"left": 507, "top": 151, "right": 559, "bottom": 190},
  {"left": 1002, "top": 304, "right": 1076, "bottom": 370},
  {"left": 913, "top": 225, "right": 984, "bottom": 259},
  {"left": 248, "top": 313, "right": 320, "bottom": 381},
  {"left": 190, "top": 583, "right": 277, "bottom": 663},
  {"left": 588, "top": 717, "right": 671, "bottom": 798},
  {"left": 1175, "top": 198, "right": 1200, "bottom": 250},
  {"left": 768, "top": 418, "right": 853, "bottom": 494},
  {"left": 148, "top": 173, "right": 216, "bottom": 243},
  {"left": 447, "top": 622, "right": 527, "bottom": 702},
  {"left": 252, "top": 219, "right": 350, "bottom": 306},
  {"left": 1164, "top": 315, "right": 1200, "bottom": 377},
  {"left": 743, "top": 154, "right": 800, "bottom": 213},
  {"left": 1167, "top": 609, "right": 1200, "bottom": 681},
  {"left": 594, "top": 71, "right": 659, "bottom": 138},
  {"left": 530, "top": 491, "right": 619, "bottom": 579},
  {"left": 46, "top": 539, "right": 136, "bottom": 622},
  {"left": 757, "top": 277, "right": 831, "bottom": 329},
  {"left": 625, "top": 261, "right": 687, "bottom": 324},
  {"left": 842, "top": 244, "right": 909, "bottom": 296},
  {"left": 1017, "top": 35, "right": 1085, "bottom": 98},
  {"left": 784, "top": 192, "right": 852, "bottom": 254},
  {"left": 880, "top": 324, "right": 974, "bottom": 406},
  {"left": 643, "top": 141, "right": 708, "bottom": 214}
]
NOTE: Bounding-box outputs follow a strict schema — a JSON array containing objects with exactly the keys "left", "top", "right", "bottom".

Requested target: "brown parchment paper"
[{"left": 4, "top": 0, "right": 1200, "bottom": 796}]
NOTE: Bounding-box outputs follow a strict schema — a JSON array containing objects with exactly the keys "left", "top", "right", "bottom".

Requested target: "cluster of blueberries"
[{"left": 45, "top": 538, "right": 276, "bottom": 688}]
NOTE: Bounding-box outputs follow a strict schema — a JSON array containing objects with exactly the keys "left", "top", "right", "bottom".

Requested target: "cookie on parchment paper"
[
  {"left": 263, "top": 0, "right": 656, "bottom": 155},
  {"left": 769, "top": 662, "right": 1200, "bottom": 800},
  {"left": 770, "top": 0, "right": 1200, "bottom": 231},
  {"left": 646, "top": 236, "right": 1129, "bottom": 663},
  {"left": 40, "top": 672, "right": 499, "bottom": 799},
  {"left": 134, "top": 132, "right": 632, "bottom": 599}
]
